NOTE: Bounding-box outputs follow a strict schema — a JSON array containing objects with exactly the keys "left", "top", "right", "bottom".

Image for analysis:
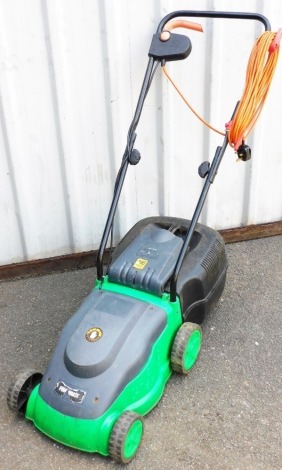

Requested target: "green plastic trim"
[
  {"left": 26, "top": 279, "right": 182, "bottom": 455},
  {"left": 95, "top": 276, "right": 175, "bottom": 307}
]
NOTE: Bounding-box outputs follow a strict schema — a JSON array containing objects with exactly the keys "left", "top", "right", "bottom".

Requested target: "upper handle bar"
[{"left": 157, "top": 10, "right": 271, "bottom": 34}]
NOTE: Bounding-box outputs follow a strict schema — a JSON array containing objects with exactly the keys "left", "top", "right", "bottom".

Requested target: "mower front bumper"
[{"left": 26, "top": 385, "right": 114, "bottom": 455}]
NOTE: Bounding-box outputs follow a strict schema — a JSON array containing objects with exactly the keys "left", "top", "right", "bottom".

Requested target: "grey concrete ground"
[{"left": 0, "top": 236, "right": 281, "bottom": 470}]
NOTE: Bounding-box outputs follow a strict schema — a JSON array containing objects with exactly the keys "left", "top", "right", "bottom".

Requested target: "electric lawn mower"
[{"left": 7, "top": 9, "right": 281, "bottom": 464}]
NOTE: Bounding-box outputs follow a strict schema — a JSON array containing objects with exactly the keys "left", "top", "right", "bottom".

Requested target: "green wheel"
[
  {"left": 109, "top": 411, "right": 144, "bottom": 464},
  {"left": 7, "top": 369, "right": 42, "bottom": 413},
  {"left": 171, "top": 322, "right": 202, "bottom": 374}
]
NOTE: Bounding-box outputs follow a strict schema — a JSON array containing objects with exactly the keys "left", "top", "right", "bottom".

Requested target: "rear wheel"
[
  {"left": 109, "top": 411, "right": 144, "bottom": 464},
  {"left": 171, "top": 322, "right": 202, "bottom": 374},
  {"left": 7, "top": 369, "right": 43, "bottom": 413}
]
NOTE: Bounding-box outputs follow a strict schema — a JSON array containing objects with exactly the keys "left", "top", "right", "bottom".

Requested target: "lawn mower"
[{"left": 7, "top": 9, "right": 280, "bottom": 464}]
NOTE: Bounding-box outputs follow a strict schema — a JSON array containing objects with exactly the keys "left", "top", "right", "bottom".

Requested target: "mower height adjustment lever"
[
  {"left": 198, "top": 161, "right": 210, "bottom": 178},
  {"left": 129, "top": 148, "right": 141, "bottom": 165}
]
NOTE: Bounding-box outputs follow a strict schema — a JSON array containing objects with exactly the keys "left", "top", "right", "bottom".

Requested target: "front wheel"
[
  {"left": 7, "top": 369, "right": 43, "bottom": 413},
  {"left": 109, "top": 411, "right": 144, "bottom": 464},
  {"left": 171, "top": 322, "right": 202, "bottom": 374}
]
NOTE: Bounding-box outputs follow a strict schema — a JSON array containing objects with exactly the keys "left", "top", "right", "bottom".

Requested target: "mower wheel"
[
  {"left": 171, "top": 322, "right": 202, "bottom": 374},
  {"left": 7, "top": 369, "right": 43, "bottom": 413},
  {"left": 109, "top": 411, "right": 144, "bottom": 464}
]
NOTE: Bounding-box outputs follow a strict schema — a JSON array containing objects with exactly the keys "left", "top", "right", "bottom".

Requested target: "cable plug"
[{"left": 236, "top": 143, "right": 251, "bottom": 162}]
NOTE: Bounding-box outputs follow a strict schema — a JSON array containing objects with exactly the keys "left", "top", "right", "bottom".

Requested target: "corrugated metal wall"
[{"left": 1, "top": 0, "right": 281, "bottom": 266}]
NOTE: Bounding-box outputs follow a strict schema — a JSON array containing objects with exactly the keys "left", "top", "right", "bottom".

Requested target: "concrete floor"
[{"left": 0, "top": 236, "right": 281, "bottom": 470}]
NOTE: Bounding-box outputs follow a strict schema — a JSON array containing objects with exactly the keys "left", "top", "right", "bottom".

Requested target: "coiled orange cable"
[
  {"left": 162, "top": 29, "right": 281, "bottom": 152},
  {"left": 227, "top": 30, "right": 281, "bottom": 150}
]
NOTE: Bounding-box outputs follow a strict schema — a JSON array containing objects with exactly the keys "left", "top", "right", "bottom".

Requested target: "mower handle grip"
[
  {"left": 163, "top": 19, "right": 203, "bottom": 33},
  {"left": 157, "top": 10, "right": 271, "bottom": 34},
  {"left": 160, "top": 19, "right": 203, "bottom": 42}
]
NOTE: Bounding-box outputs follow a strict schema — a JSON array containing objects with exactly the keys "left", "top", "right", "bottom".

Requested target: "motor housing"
[{"left": 110, "top": 216, "right": 228, "bottom": 324}]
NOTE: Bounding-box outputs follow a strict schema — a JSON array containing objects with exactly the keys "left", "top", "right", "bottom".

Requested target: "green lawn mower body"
[
  {"left": 7, "top": 9, "right": 271, "bottom": 465},
  {"left": 25, "top": 218, "right": 226, "bottom": 458}
]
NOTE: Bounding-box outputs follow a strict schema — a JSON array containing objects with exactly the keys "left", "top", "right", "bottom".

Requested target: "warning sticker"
[
  {"left": 55, "top": 381, "right": 86, "bottom": 404},
  {"left": 133, "top": 258, "right": 148, "bottom": 270}
]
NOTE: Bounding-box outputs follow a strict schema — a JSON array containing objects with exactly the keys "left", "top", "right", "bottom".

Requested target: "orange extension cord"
[{"left": 162, "top": 29, "right": 281, "bottom": 152}]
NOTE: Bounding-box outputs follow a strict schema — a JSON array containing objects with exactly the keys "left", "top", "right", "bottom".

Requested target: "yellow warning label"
[{"left": 133, "top": 258, "right": 148, "bottom": 270}]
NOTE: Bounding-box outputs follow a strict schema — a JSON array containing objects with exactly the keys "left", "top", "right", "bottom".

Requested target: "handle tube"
[
  {"left": 169, "top": 134, "right": 229, "bottom": 302},
  {"left": 96, "top": 57, "right": 157, "bottom": 279},
  {"left": 157, "top": 10, "right": 271, "bottom": 34}
]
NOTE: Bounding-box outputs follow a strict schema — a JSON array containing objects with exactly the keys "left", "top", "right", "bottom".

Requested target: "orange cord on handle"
[
  {"left": 162, "top": 29, "right": 281, "bottom": 152},
  {"left": 162, "top": 65, "right": 225, "bottom": 136},
  {"left": 228, "top": 30, "right": 281, "bottom": 150}
]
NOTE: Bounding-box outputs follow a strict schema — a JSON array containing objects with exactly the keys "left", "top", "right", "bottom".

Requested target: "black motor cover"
[
  {"left": 39, "top": 289, "right": 167, "bottom": 419},
  {"left": 110, "top": 216, "right": 227, "bottom": 324},
  {"left": 108, "top": 223, "right": 183, "bottom": 296}
]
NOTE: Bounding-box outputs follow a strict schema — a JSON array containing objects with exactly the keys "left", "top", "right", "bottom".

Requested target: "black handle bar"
[{"left": 157, "top": 10, "right": 271, "bottom": 33}]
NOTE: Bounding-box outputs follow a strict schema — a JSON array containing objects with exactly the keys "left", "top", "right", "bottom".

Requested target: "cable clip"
[
  {"left": 269, "top": 28, "right": 282, "bottom": 53},
  {"left": 225, "top": 120, "right": 233, "bottom": 131}
]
